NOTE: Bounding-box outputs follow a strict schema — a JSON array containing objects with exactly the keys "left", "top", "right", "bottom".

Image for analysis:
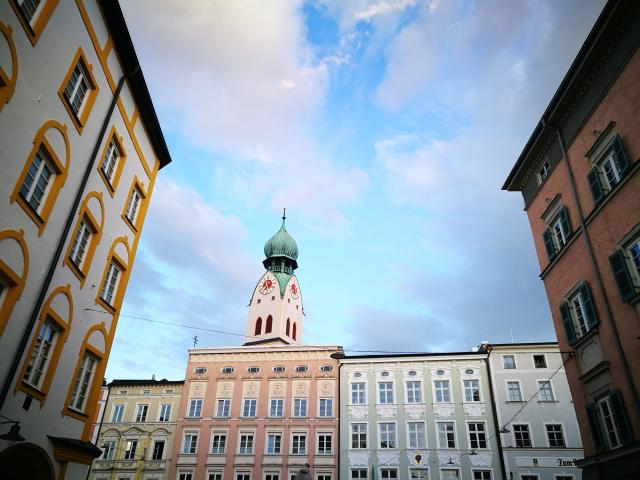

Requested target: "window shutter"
[
  {"left": 612, "top": 136, "right": 629, "bottom": 176},
  {"left": 580, "top": 282, "right": 599, "bottom": 330},
  {"left": 586, "top": 403, "right": 604, "bottom": 451},
  {"left": 559, "top": 302, "right": 576, "bottom": 345},
  {"left": 587, "top": 167, "right": 604, "bottom": 205},
  {"left": 543, "top": 228, "right": 555, "bottom": 261},
  {"left": 608, "top": 250, "right": 636, "bottom": 302},
  {"left": 609, "top": 390, "right": 632, "bottom": 444},
  {"left": 559, "top": 206, "right": 571, "bottom": 238}
]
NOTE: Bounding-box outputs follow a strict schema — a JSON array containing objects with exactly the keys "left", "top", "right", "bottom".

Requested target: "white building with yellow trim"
[{"left": 0, "top": 1, "right": 172, "bottom": 478}]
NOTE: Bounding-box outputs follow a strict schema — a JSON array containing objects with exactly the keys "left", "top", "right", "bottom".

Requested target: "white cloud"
[{"left": 354, "top": 0, "right": 418, "bottom": 21}]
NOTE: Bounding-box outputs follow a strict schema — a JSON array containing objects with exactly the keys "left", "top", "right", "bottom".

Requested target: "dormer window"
[
  {"left": 320, "top": 365, "right": 333, "bottom": 372},
  {"left": 248, "top": 366, "right": 260, "bottom": 374},
  {"left": 273, "top": 365, "right": 285, "bottom": 373},
  {"left": 296, "top": 365, "right": 308, "bottom": 373},
  {"left": 221, "top": 366, "right": 234, "bottom": 374},
  {"left": 194, "top": 367, "right": 207, "bottom": 374}
]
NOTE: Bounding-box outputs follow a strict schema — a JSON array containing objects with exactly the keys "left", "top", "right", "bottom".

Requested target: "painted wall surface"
[
  {"left": 488, "top": 345, "right": 583, "bottom": 480},
  {"left": 89, "top": 381, "right": 183, "bottom": 480},
  {"left": 169, "top": 345, "right": 340, "bottom": 480},
  {"left": 339, "top": 355, "right": 503, "bottom": 480},
  {"left": 0, "top": 1, "right": 165, "bottom": 477}
]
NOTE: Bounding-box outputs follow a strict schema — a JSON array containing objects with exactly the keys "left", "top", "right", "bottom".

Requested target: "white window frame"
[
  {"left": 408, "top": 468, "right": 429, "bottom": 480},
  {"left": 242, "top": 398, "right": 257, "bottom": 418},
  {"left": 436, "top": 421, "right": 456, "bottom": 449},
  {"left": 472, "top": 469, "right": 494, "bottom": 480},
  {"left": 100, "top": 261, "right": 121, "bottom": 305},
  {"left": 351, "top": 382, "right": 366, "bottom": 405},
  {"left": 211, "top": 431, "right": 227, "bottom": 454},
  {"left": 467, "top": 422, "right": 488, "bottom": 449},
  {"left": 502, "top": 354, "right": 516, "bottom": 369},
  {"left": 237, "top": 432, "right": 255, "bottom": 455},
  {"left": 290, "top": 432, "right": 307, "bottom": 455},
  {"left": 265, "top": 431, "right": 282, "bottom": 455},
  {"left": 378, "top": 422, "right": 397, "bottom": 449},
  {"left": 68, "top": 216, "right": 93, "bottom": 268},
  {"left": 433, "top": 380, "right": 450, "bottom": 403},
  {"left": 101, "top": 439, "right": 116, "bottom": 460},
  {"left": 158, "top": 403, "right": 172, "bottom": 422},
  {"left": 440, "top": 469, "right": 461, "bottom": 480},
  {"left": 292, "top": 398, "right": 307, "bottom": 417},
  {"left": 378, "top": 382, "right": 394, "bottom": 404},
  {"left": 379, "top": 468, "right": 398, "bottom": 480},
  {"left": 187, "top": 398, "right": 203, "bottom": 418},
  {"left": 544, "top": 423, "right": 566, "bottom": 448},
  {"left": 318, "top": 397, "right": 333, "bottom": 417},
  {"left": 19, "top": 148, "right": 54, "bottom": 214},
  {"left": 111, "top": 403, "right": 125, "bottom": 423},
  {"left": 125, "top": 186, "right": 142, "bottom": 224},
  {"left": 537, "top": 380, "right": 555, "bottom": 402},
  {"left": 598, "top": 396, "right": 622, "bottom": 449},
  {"left": 506, "top": 380, "right": 523, "bottom": 402},
  {"left": 462, "top": 378, "right": 481, "bottom": 403},
  {"left": 350, "top": 469, "right": 368, "bottom": 479},
  {"left": 216, "top": 398, "right": 230, "bottom": 417},
  {"left": 533, "top": 354, "right": 547, "bottom": 368},
  {"left": 406, "top": 380, "right": 422, "bottom": 404},
  {"left": 135, "top": 403, "right": 149, "bottom": 422},
  {"left": 151, "top": 439, "right": 165, "bottom": 460},
  {"left": 270, "top": 398, "right": 284, "bottom": 417},
  {"left": 537, "top": 158, "right": 550, "bottom": 185},
  {"left": 181, "top": 431, "right": 199, "bottom": 454},
  {"left": 69, "top": 351, "right": 97, "bottom": 412},
  {"left": 316, "top": 431, "right": 333, "bottom": 455},
  {"left": 100, "top": 138, "right": 119, "bottom": 184},
  {"left": 407, "top": 421, "right": 427, "bottom": 449},
  {"left": 513, "top": 423, "right": 533, "bottom": 448},
  {"left": 123, "top": 438, "right": 138, "bottom": 460},
  {"left": 23, "top": 318, "right": 59, "bottom": 389},
  {"left": 351, "top": 422, "right": 367, "bottom": 449},
  {"left": 63, "top": 59, "right": 90, "bottom": 116}
]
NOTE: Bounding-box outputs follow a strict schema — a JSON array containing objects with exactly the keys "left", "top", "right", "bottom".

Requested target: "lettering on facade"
[{"left": 557, "top": 458, "right": 578, "bottom": 467}]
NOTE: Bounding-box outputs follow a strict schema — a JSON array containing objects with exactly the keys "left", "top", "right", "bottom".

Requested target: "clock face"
[
  {"left": 259, "top": 275, "right": 275, "bottom": 295},
  {"left": 289, "top": 281, "right": 299, "bottom": 299}
]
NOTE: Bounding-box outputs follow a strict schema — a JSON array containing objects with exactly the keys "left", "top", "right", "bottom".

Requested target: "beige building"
[
  {"left": 89, "top": 379, "right": 183, "bottom": 480},
  {"left": 0, "top": 1, "right": 171, "bottom": 478}
]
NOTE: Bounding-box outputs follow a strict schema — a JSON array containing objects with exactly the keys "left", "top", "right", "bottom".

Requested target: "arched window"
[
  {"left": 254, "top": 317, "right": 262, "bottom": 335},
  {"left": 292, "top": 323, "right": 297, "bottom": 341},
  {"left": 265, "top": 315, "right": 273, "bottom": 334},
  {"left": 286, "top": 318, "right": 290, "bottom": 336}
]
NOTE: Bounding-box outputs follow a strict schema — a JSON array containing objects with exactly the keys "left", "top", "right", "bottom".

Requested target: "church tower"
[{"left": 245, "top": 213, "right": 304, "bottom": 345}]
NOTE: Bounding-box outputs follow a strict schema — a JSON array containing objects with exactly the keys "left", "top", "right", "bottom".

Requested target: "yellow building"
[
  {"left": 0, "top": 1, "right": 172, "bottom": 478},
  {"left": 89, "top": 379, "right": 183, "bottom": 480}
]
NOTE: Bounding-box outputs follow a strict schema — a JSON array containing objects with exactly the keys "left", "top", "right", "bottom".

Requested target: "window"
[
  {"left": 538, "top": 381, "right": 554, "bottom": 402},
  {"left": 546, "top": 424, "right": 565, "bottom": 447},
  {"left": 188, "top": 399, "right": 203, "bottom": 418},
  {"left": 211, "top": 434, "right": 226, "bottom": 454},
  {"left": 317, "top": 475, "right": 331, "bottom": 480},
  {"left": 437, "top": 422, "right": 456, "bottom": 448},
  {"left": 100, "top": 261, "right": 121, "bottom": 306},
  {"left": 381, "top": 371, "right": 390, "bottom": 377},
  {"left": 543, "top": 206, "right": 571, "bottom": 260},
  {"left": 406, "top": 381, "right": 422, "bottom": 403},
  {"left": 135, "top": 404, "right": 148, "bottom": 422},
  {"left": 159, "top": 403, "right": 171, "bottom": 422},
  {"left": 98, "top": 132, "right": 125, "bottom": 192},
  {"left": 209, "top": 474, "right": 223, "bottom": 480},
  {"left": 178, "top": 474, "right": 193, "bottom": 480},
  {"left": 513, "top": 424, "right": 532, "bottom": 447},
  {"left": 560, "top": 282, "right": 598, "bottom": 345},
  {"left": 351, "top": 423, "right": 367, "bottom": 448},
  {"left": 410, "top": 469, "right": 428, "bottom": 479},
  {"left": 440, "top": 470, "right": 460, "bottom": 480},
  {"left": 351, "top": 470, "right": 368, "bottom": 479},
  {"left": 380, "top": 469, "right": 397, "bottom": 479},
  {"left": 152, "top": 440, "right": 164, "bottom": 460},
  {"left": 507, "top": 381, "right": 522, "bottom": 402},
  {"left": 216, "top": 399, "right": 230, "bottom": 417},
  {"left": 242, "top": 399, "right": 257, "bottom": 417},
  {"left": 472, "top": 472, "right": 492, "bottom": 480},
  {"left": 59, "top": 50, "right": 98, "bottom": 130},
  {"left": 434, "top": 380, "right": 450, "bottom": 402},
  {"left": 318, "top": 433, "right": 332, "bottom": 454},
  {"left": 291, "top": 434, "right": 306, "bottom": 455},
  {"left": 16, "top": 0, "right": 42, "bottom": 23},
  {"left": 468, "top": 423, "right": 487, "bottom": 449},
  {"left": 265, "top": 475, "right": 279, "bottom": 480},
  {"left": 19, "top": 148, "right": 54, "bottom": 215},
  {"left": 123, "top": 439, "right": 137, "bottom": 459},
  {"left": 194, "top": 367, "right": 207, "bottom": 374},
  {"left": 296, "top": 365, "right": 308, "bottom": 373},
  {"left": 247, "top": 366, "right": 260, "bottom": 374},
  {"left": 222, "top": 366, "right": 234, "bottom": 374},
  {"left": 502, "top": 355, "right": 516, "bottom": 369},
  {"left": 609, "top": 236, "right": 640, "bottom": 302},
  {"left": 379, "top": 382, "right": 394, "bottom": 404},
  {"left": 182, "top": 433, "right": 198, "bottom": 454},
  {"left": 125, "top": 186, "right": 142, "bottom": 226},
  {"left": 319, "top": 398, "right": 333, "bottom": 417},
  {"left": 537, "top": 159, "right": 550, "bottom": 184},
  {"left": 351, "top": 382, "right": 365, "bottom": 404},
  {"left": 270, "top": 398, "right": 283, "bottom": 417},
  {"left": 320, "top": 364, "right": 333, "bottom": 372},
  {"left": 463, "top": 380, "right": 480, "bottom": 402},
  {"left": 379, "top": 423, "right": 396, "bottom": 448},
  {"left": 520, "top": 477, "right": 538, "bottom": 480},
  {"left": 598, "top": 396, "right": 622, "bottom": 449},
  {"left": 293, "top": 398, "right": 307, "bottom": 417},
  {"left": 111, "top": 404, "right": 124, "bottom": 423},
  {"left": 68, "top": 216, "right": 95, "bottom": 271},
  {"left": 142, "top": 389, "right": 150, "bottom": 395},
  {"left": 408, "top": 422, "right": 426, "bottom": 448},
  {"left": 273, "top": 365, "right": 285, "bottom": 373},
  {"left": 69, "top": 351, "right": 97, "bottom": 412},
  {"left": 266, "top": 433, "right": 281, "bottom": 454},
  {"left": 101, "top": 440, "right": 115, "bottom": 460},
  {"left": 533, "top": 355, "right": 547, "bottom": 368},
  {"left": 588, "top": 135, "right": 629, "bottom": 204},
  {"left": 238, "top": 434, "right": 254, "bottom": 454},
  {"left": 22, "top": 318, "right": 59, "bottom": 389}
]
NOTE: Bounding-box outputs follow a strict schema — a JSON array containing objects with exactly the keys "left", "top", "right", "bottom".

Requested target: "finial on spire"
[{"left": 282, "top": 207, "right": 286, "bottom": 221}]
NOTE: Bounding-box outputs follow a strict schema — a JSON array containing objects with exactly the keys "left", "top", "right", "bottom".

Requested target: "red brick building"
[{"left": 503, "top": 1, "right": 640, "bottom": 478}]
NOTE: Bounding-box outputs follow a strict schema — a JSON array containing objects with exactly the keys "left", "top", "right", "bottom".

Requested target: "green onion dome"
[{"left": 264, "top": 217, "right": 299, "bottom": 261}]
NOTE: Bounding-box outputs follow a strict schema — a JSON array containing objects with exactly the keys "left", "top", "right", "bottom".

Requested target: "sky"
[{"left": 106, "top": 0, "right": 607, "bottom": 381}]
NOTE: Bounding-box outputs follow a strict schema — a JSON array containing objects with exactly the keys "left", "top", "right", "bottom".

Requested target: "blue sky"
[{"left": 106, "top": 0, "right": 606, "bottom": 380}]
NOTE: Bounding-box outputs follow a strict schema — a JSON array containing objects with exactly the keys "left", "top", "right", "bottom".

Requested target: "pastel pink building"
[{"left": 169, "top": 217, "right": 343, "bottom": 480}]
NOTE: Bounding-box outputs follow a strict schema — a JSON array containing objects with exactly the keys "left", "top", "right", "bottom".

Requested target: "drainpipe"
[
  {"left": 0, "top": 70, "right": 138, "bottom": 411},
  {"left": 549, "top": 122, "right": 640, "bottom": 412},
  {"left": 484, "top": 346, "right": 508, "bottom": 480}
]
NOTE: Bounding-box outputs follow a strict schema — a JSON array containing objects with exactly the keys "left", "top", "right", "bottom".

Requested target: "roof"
[
  {"left": 108, "top": 379, "right": 183, "bottom": 387},
  {"left": 502, "top": 0, "right": 627, "bottom": 191},
  {"left": 98, "top": 0, "right": 172, "bottom": 169},
  {"left": 341, "top": 351, "right": 487, "bottom": 360}
]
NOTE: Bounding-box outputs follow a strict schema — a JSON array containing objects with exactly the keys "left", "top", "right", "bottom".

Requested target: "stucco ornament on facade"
[
  {"left": 404, "top": 404, "right": 426, "bottom": 420},
  {"left": 293, "top": 380, "right": 309, "bottom": 397},
  {"left": 433, "top": 403, "right": 455, "bottom": 417},
  {"left": 377, "top": 449, "right": 400, "bottom": 465},
  {"left": 244, "top": 381, "right": 260, "bottom": 397},
  {"left": 463, "top": 403, "right": 485, "bottom": 417},
  {"left": 270, "top": 381, "right": 286, "bottom": 396},
  {"left": 189, "top": 382, "right": 205, "bottom": 397},
  {"left": 348, "top": 405, "right": 368, "bottom": 420},
  {"left": 406, "top": 450, "right": 427, "bottom": 466},
  {"left": 376, "top": 404, "right": 397, "bottom": 418},
  {"left": 437, "top": 450, "right": 461, "bottom": 465},
  {"left": 470, "top": 452, "right": 492, "bottom": 467},
  {"left": 217, "top": 381, "right": 233, "bottom": 398},
  {"left": 320, "top": 380, "right": 333, "bottom": 396},
  {"left": 348, "top": 451, "right": 370, "bottom": 466}
]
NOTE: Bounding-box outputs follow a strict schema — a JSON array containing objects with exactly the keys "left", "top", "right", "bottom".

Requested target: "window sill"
[
  {"left": 62, "top": 406, "right": 89, "bottom": 422},
  {"left": 98, "top": 168, "right": 117, "bottom": 198},
  {"left": 540, "top": 232, "right": 580, "bottom": 279},
  {"left": 584, "top": 159, "right": 640, "bottom": 224},
  {"left": 16, "top": 381, "right": 46, "bottom": 403},
  {"left": 95, "top": 296, "right": 117, "bottom": 315},
  {"left": 12, "top": 194, "right": 46, "bottom": 235},
  {"left": 570, "top": 325, "right": 599, "bottom": 349},
  {"left": 64, "top": 257, "right": 87, "bottom": 287},
  {"left": 122, "top": 213, "right": 139, "bottom": 235}
]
